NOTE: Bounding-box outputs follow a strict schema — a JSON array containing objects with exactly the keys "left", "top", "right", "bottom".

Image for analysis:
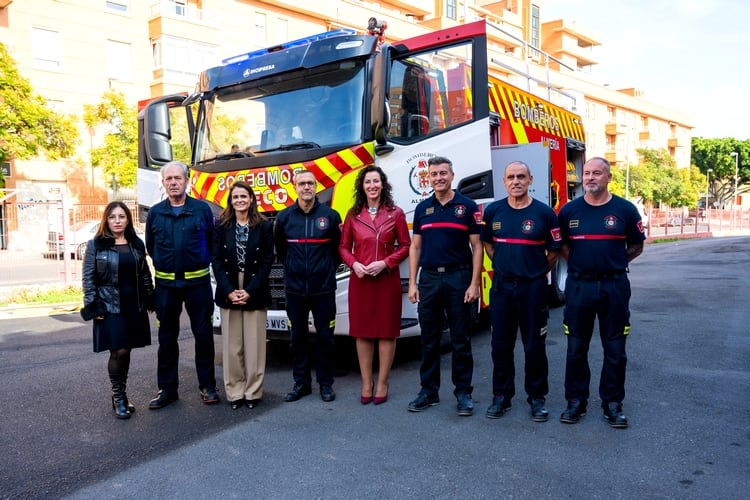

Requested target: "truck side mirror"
[{"left": 144, "top": 102, "right": 173, "bottom": 164}]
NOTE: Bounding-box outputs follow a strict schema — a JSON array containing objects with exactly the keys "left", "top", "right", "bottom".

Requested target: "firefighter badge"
[{"left": 316, "top": 217, "right": 329, "bottom": 230}]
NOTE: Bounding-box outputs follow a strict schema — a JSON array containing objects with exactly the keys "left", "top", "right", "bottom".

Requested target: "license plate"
[{"left": 266, "top": 318, "right": 288, "bottom": 331}]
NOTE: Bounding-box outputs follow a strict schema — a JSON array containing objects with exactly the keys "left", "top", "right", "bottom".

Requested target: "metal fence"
[
  {"left": 0, "top": 201, "right": 748, "bottom": 293},
  {"left": 0, "top": 202, "right": 141, "bottom": 293}
]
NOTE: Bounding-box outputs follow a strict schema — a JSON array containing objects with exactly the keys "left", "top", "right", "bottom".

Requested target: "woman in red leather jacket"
[{"left": 339, "top": 166, "right": 410, "bottom": 405}]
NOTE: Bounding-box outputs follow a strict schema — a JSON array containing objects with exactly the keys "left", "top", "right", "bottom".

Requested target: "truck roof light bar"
[{"left": 222, "top": 29, "right": 357, "bottom": 65}]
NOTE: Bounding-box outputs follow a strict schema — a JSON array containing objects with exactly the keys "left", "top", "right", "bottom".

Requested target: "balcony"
[
  {"left": 419, "top": 16, "right": 461, "bottom": 31},
  {"left": 385, "top": 0, "right": 432, "bottom": 16},
  {"left": 605, "top": 123, "right": 625, "bottom": 136},
  {"left": 149, "top": 2, "right": 218, "bottom": 43},
  {"left": 668, "top": 137, "right": 679, "bottom": 148},
  {"left": 639, "top": 130, "right": 650, "bottom": 141}
]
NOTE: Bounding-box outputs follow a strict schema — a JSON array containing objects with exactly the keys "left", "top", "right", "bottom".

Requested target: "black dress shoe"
[
  {"left": 529, "top": 398, "right": 549, "bottom": 422},
  {"left": 486, "top": 395, "right": 512, "bottom": 419},
  {"left": 246, "top": 399, "right": 261, "bottom": 409},
  {"left": 456, "top": 393, "right": 474, "bottom": 416},
  {"left": 408, "top": 392, "right": 440, "bottom": 412},
  {"left": 148, "top": 390, "right": 179, "bottom": 410},
  {"left": 603, "top": 402, "right": 628, "bottom": 428},
  {"left": 320, "top": 385, "right": 336, "bottom": 402},
  {"left": 284, "top": 384, "right": 312, "bottom": 402},
  {"left": 229, "top": 399, "right": 245, "bottom": 410},
  {"left": 200, "top": 387, "right": 220, "bottom": 404},
  {"left": 560, "top": 399, "right": 587, "bottom": 424}
]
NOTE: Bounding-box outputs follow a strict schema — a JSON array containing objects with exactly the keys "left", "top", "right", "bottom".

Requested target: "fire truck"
[{"left": 137, "top": 20, "right": 585, "bottom": 337}]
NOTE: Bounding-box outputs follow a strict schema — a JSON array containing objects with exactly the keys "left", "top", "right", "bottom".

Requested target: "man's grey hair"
[
  {"left": 428, "top": 155, "right": 453, "bottom": 173},
  {"left": 161, "top": 161, "right": 190, "bottom": 178},
  {"left": 586, "top": 156, "right": 611, "bottom": 173}
]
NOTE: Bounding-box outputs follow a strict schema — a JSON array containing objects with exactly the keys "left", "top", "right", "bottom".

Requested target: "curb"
[{"left": 0, "top": 302, "right": 81, "bottom": 320}]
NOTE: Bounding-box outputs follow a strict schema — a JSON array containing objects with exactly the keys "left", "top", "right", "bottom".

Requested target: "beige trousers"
[{"left": 220, "top": 273, "right": 267, "bottom": 401}]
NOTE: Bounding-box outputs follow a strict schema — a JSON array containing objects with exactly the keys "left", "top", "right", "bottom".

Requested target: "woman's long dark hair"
[
  {"left": 218, "top": 181, "right": 266, "bottom": 228},
  {"left": 350, "top": 165, "right": 394, "bottom": 216},
  {"left": 94, "top": 201, "right": 138, "bottom": 241}
]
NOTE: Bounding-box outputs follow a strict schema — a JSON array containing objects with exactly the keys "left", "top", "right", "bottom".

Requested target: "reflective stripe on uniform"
[{"left": 155, "top": 267, "right": 210, "bottom": 280}]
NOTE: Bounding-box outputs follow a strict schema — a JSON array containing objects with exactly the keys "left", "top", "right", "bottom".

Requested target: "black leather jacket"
[{"left": 82, "top": 235, "right": 154, "bottom": 314}]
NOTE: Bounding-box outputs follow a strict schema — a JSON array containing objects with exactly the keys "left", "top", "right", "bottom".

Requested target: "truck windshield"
[{"left": 196, "top": 60, "right": 366, "bottom": 162}]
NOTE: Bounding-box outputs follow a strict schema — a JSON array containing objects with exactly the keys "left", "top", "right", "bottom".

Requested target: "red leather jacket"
[{"left": 339, "top": 205, "right": 411, "bottom": 271}]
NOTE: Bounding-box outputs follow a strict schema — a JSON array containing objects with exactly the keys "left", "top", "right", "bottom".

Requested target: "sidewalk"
[{"left": 0, "top": 302, "right": 80, "bottom": 320}]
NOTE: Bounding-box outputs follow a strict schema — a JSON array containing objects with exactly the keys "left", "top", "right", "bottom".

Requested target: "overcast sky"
[{"left": 541, "top": 0, "right": 749, "bottom": 139}]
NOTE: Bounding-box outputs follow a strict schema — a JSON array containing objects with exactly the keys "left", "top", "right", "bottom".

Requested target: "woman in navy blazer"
[{"left": 212, "top": 182, "right": 274, "bottom": 409}]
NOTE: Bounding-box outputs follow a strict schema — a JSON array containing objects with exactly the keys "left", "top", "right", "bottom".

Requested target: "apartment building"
[{"left": 0, "top": 0, "right": 693, "bottom": 205}]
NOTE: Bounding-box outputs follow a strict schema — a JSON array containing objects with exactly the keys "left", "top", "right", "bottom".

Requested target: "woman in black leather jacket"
[
  {"left": 212, "top": 182, "right": 273, "bottom": 409},
  {"left": 82, "top": 202, "right": 154, "bottom": 419}
]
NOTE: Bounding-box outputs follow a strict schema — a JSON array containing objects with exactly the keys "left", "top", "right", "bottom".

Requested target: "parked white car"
[{"left": 47, "top": 221, "right": 145, "bottom": 260}]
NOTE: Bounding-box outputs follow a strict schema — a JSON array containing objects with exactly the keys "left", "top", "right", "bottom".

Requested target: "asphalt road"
[{"left": 1, "top": 237, "right": 749, "bottom": 499}]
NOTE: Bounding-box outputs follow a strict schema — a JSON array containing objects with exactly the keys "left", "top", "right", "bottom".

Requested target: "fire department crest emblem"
[
  {"left": 603, "top": 215, "right": 617, "bottom": 229},
  {"left": 316, "top": 217, "right": 329, "bottom": 230},
  {"left": 408, "top": 158, "right": 432, "bottom": 197},
  {"left": 521, "top": 219, "right": 535, "bottom": 234},
  {"left": 454, "top": 205, "right": 466, "bottom": 217}
]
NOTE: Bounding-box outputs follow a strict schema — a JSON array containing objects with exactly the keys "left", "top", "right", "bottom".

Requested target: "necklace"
[{"left": 368, "top": 206, "right": 378, "bottom": 215}]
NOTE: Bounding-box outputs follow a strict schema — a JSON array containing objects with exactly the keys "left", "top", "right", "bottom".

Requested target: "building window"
[
  {"left": 275, "top": 18, "right": 288, "bottom": 45},
  {"left": 446, "top": 0, "right": 456, "bottom": 20},
  {"left": 32, "top": 27, "right": 62, "bottom": 71},
  {"left": 105, "top": 1, "right": 128, "bottom": 12},
  {"left": 254, "top": 12, "right": 267, "bottom": 46},
  {"left": 529, "top": 4, "right": 540, "bottom": 58},
  {"left": 153, "top": 35, "right": 218, "bottom": 85},
  {"left": 47, "top": 100, "right": 64, "bottom": 113},
  {"left": 107, "top": 40, "right": 132, "bottom": 82},
  {"left": 163, "top": 0, "right": 187, "bottom": 16}
]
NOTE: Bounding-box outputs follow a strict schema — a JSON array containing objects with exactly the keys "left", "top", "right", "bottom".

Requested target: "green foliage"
[
  {"left": 83, "top": 90, "right": 138, "bottom": 187},
  {"left": 0, "top": 43, "right": 79, "bottom": 162},
  {"left": 691, "top": 137, "right": 748, "bottom": 207},
  {"left": 0, "top": 284, "right": 82, "bottom": 307},
  {"left": 610, "top": 148, "right": 704, "bottom": 207}
]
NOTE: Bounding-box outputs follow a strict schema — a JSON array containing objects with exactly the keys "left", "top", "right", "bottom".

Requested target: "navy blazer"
[{"left": 211, "top": 218, "right": 274, "bottom": 310}]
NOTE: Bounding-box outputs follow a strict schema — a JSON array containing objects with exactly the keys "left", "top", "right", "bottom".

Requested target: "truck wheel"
[{"left": 549, "top": 259, "right": 567, "bottom": 308}]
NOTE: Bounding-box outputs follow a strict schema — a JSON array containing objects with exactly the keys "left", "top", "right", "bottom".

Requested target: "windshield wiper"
[
  {"left": 256, "top": 141, "right": 321, "bottom": 153},
  {"left": 195, "top": 151, "right": 256, "bottom": 164}
]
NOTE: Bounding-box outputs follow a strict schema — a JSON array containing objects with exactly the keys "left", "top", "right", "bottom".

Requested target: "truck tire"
[{"left": 549, "top": 259, "right": 567, "bottom": 308}]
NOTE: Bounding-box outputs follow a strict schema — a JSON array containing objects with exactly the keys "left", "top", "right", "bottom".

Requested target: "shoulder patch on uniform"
[
  {"left": 473, "top": 211, "right": 482, "bottom": 224},
  {"left": 551, "top": 227, "right": 561, "bottom": 241},
  {"left": 492, "top": 221, "right": 502, "bottom": 230},
  {"left": 569, "top": 219, "right": 579, "bottom": 228}
]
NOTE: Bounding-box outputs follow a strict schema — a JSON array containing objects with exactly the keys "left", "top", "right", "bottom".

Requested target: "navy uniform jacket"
[{"left": 146, "top": 196, "right": 214, "bottom": 288}]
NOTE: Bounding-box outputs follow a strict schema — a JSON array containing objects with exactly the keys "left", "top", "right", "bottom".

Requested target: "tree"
[
  {"left": 610, "top": 148, "right": 700, "bottom": 207},
  {"left": 83, "top": 90, "right": 138, "bottom": 187},
  {"left": 691, "top": 137, "right": 748, "bottom": 207},
  {"left": 0, "top": 43, "right": 79, "bottom": 164}
]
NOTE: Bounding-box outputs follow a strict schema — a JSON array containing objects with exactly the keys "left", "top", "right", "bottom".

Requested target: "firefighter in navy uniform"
[
  {"left": 146, "top": 161, "right": 219, "bottom": 409},
  {"left": 407, "top": 156, "right": 483, "bottom": 417},
  {"left": 557, "top": 156, "right": 645, "bottom": 428},
  {"left": 274, "top": 169, "right": 342, "bottom": 403},
  {"left": 481, "top": 161, "right": 561, "bottom": 422}
]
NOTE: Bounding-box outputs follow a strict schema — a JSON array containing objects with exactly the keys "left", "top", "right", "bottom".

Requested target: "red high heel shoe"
[
  {"left": 361, "top": 384, "right": 374, "bottom": 405},
  {"left": 373, "top": 385, "right": 389, "bottom": 405}
]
